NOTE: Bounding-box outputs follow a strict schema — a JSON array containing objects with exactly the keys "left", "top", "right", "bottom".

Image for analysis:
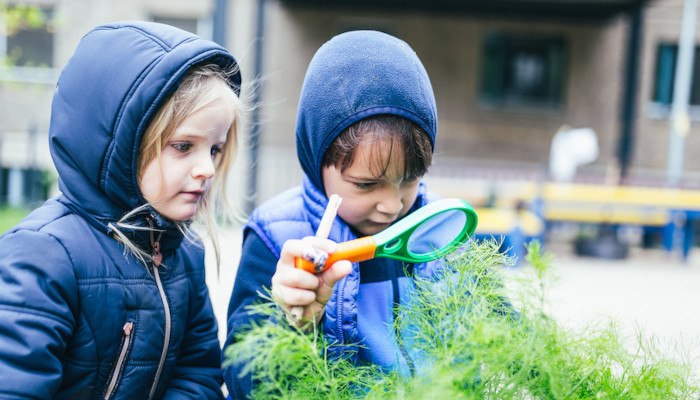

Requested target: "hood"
[
  {"left": 49, "top": 21, "right": 241, "bottom": 230},
  {"left": 295, "top": 30, "right": 437, "bottom": 192}
]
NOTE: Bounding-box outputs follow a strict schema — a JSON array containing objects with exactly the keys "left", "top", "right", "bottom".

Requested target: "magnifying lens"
[{"left": 295, "top": 198, "right": 478, "bottom": 273}]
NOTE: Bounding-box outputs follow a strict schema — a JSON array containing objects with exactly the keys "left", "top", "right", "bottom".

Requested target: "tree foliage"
[
  {"left": 1, "top": 3, "right": 47, "bottom": 36},
  {"left": 1, "top": 3, "right": 50, "bottom": 67}
]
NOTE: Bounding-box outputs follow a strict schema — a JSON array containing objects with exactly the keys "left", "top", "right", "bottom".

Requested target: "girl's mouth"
[{"left": 181, "top": 191, "right": 203, "bottom": 200}]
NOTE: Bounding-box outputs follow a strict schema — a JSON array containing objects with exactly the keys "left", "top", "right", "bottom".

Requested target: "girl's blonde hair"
[{"left": 112, "top": 63, "right": 243, "bottom": 268}]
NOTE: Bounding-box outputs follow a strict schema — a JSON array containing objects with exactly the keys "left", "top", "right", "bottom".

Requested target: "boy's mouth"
[{"left": 367, "top": 220, "right": 394, "bottom": 230}]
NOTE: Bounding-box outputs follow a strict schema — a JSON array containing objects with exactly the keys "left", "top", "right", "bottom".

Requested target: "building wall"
[
  {"left": 252, "top": 1, "right": 634, "bottom": 202},
  {"left": 633, "top": 0, "right": 700, "bottom": 183},
  {"left": 2, "top": 0, "right": 699, "bottom": 208},
  {"left": 0, "top": 0, "right": 222, "bottom": 202}
]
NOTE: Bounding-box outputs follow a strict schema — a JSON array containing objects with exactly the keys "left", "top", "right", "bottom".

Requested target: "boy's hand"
[{"left": 271, "top": 237, "right": 352, "bottom": 327}]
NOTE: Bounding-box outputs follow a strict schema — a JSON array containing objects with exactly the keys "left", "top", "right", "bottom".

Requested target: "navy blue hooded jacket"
[
  {"left": 0, "top": 21, "right": 240, "bottom": 399},
  {"left": 224, "top": 30, "right": 439, "bottom": 398}
]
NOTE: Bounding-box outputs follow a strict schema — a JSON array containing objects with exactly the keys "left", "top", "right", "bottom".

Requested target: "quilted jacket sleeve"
[
  {"left": 162, "top": 248, "right": 224, "bottom": 399},
  {"left": 0, "top": 229, "right": 78, "bottom": 399},
  {"left": 223, "top": 229, "right": 278, "bottom": 399}
]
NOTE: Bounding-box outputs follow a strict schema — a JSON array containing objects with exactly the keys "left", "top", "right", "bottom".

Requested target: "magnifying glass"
[{"left": 295, "top": 198, "right": 478, "bottom": 273}]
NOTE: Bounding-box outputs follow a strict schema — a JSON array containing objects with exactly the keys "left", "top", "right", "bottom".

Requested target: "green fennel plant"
[{"left": 224, "top": 239, "right": 699, "bottom": 399}]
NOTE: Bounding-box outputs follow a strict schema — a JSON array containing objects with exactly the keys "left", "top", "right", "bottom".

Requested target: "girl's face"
[
  {"left": 140, "top": 97, "right": 233, "bottom": 221},
  {"left": 322, "top": 137, "right": 421, "bottom": 236}
]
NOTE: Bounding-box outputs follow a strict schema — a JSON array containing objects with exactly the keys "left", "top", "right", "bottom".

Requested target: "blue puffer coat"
[{"left": 0, "top": 21, "right": 240, "bottom": 399}]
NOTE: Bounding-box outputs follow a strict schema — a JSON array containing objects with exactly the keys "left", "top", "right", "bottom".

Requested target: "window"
[
  {"left": 480, "top": 32, "right": 566, "bottom": 109},
  {"left": 652, "top": 43, "right": 700, "bottom": 106},
  {"left": 1, "top": 5, "right": 57, "bottom": 84},
  {"left": 2, "top": 5, "right": 54, "bottom": 68},
  {"left": 0, "top": 167, "right": 49, "bottom": 206}
]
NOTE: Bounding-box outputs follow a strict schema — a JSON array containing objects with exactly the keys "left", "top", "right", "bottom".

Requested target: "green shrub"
[{"left": 224, "top": 240, "right": 699, "bottom": 399}]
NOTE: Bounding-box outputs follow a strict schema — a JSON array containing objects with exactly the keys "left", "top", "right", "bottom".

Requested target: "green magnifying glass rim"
[{"left": 372, "top": 198, "right": 478, "bottom": 263}]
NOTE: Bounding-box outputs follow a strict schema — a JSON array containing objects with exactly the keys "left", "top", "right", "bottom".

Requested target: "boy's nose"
[{"left": 376, "top": 188, "right": 403, "bottom": 216}]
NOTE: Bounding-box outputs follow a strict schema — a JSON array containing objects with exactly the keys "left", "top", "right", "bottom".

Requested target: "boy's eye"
[
  {"left": 171, "top": 142, "right": 193, "bottom": 152},
  {"left": 353, "top": 182, "right": 376, "bottom": 190},
  {"left": 403, "top": 175, "right": 420, "bottom": 184}
]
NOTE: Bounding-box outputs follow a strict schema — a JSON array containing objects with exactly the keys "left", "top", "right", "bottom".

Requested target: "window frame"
[
  {"left": 0, "top": 4, "right": 59, "bottom": 84},
  {"left": 649, "top": 42, "right": 700, "bottom": 121},
  {"left": 479, "top": 31, "right": 567, "bottom": 111}
]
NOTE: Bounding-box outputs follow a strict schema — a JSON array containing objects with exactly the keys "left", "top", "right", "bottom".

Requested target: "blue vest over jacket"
[{"left": 244, "top": 177, "right": 441, "bottom": 366}]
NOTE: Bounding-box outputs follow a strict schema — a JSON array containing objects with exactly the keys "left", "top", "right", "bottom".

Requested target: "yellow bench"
[{"left": 525, "top": 183, "right": 700, "bottom": 226}]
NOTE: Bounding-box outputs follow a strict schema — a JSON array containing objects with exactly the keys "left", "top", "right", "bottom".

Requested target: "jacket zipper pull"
[
  {"left": 148, "top": 215, "right": 163, "bottom": 268},
  {"left": 104, "top": 321, "right": 135, "bottom": 400},
  {"left": 152, "top": 241, "right": 162, "bottom": 267},
  {"left": 123, "top": 321, "right": 134, "bottom": 336}
]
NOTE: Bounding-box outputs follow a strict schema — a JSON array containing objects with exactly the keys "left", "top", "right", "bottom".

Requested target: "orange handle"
[{"left": 294, "top": 236, "right": 377, "bottom": 273}]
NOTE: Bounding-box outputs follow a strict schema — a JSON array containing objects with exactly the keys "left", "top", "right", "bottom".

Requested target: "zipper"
[
  {"left": 103, "top": 321, "right": 135, "bottom": 400},
  {"left": 147, "top": 222, "right": 171, "bottom": 400},
  {"left": 149, "top": 263, "right": 171, "bottom": 399}
]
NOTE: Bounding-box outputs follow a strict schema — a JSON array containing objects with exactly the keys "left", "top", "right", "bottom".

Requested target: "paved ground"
[
  {"left": 205, "top": 228, "right": 700, "bottom": 382},
  {"left": 536, "top": 246, "right": 700, "bottom": 342}
]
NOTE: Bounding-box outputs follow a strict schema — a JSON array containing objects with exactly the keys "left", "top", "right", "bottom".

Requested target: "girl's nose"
[{"left": 192, "top": 153, "right": 216, "bottom": 179}]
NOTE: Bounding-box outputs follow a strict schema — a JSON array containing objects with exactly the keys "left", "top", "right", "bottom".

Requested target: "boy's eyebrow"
[{"left": 343, "top": 172, "right": 380, "bottom": 181}]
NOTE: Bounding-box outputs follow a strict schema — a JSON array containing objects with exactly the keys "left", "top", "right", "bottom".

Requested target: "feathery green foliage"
[
  {"left": 224, "top": 298, "right": 384, "bottom": 399},
  {"left": 224, "top": 239, "right": 699, "bottom": 399}
]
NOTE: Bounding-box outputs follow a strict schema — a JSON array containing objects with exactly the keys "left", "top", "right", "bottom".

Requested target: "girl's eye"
[
  {"left": 171, "top": 142, "right": 193, "bottom": 152},
  {"left": 211, "top": 145, "right": 223, "bottom": 158}
]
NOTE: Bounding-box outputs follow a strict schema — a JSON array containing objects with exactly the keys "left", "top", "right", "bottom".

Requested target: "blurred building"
[
  {"left": 1, "top": 0, "right": 698, "bottom": 210},
  {"left": 0, "top": 0, "right": 247, "bottom": 207}
]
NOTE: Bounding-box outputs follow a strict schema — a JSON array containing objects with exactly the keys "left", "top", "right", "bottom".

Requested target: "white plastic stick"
[
  {"left": 316, "top": 194, "right": 342, "bottom": 240},
  {"left": 290, "top": 194, "right": 343, "bottom": 323}
]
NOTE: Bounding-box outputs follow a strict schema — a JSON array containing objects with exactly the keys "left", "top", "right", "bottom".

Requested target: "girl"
[
  {"left": 0, "top": 21, "right": 242, "bottom": 399},
  {"left": 224, "top": 30, "right": 439, "bottom": 398}
]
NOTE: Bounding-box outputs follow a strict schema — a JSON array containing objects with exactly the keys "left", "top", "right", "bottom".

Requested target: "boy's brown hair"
[{"left": 322, "top": 115, "right": 433, "bottom": 179}]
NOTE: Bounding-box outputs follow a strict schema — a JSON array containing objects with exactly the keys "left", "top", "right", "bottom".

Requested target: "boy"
[{"left": 224, "top": 30, "right": 439, "bottom": 398}]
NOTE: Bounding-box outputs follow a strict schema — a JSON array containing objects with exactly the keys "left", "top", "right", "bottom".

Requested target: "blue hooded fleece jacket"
[
  {"left": 224, "top": 30, "right": 440, "bottom": 398},
  {"left": 0, "top": 22, "right": 240, "bottom": 399}
]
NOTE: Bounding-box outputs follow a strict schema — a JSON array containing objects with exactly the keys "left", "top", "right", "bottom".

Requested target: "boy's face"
[
  {"left": 140, "top": 98, "right": 233, "bottom": 221},
  {"left": 322, "top": 137, "right": 421, "bottom": 236}
]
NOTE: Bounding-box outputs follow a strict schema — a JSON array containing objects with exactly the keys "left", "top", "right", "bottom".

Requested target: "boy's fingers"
[
  {"left": 272, "top": 266, "right": 318, "bottom": 290},
  {"left": 304, "top": 236, "right": 338, "bottom": 254},
  {"left": 272, "top": 284, "right": 316, "bottom": 307},
  {"left": 316, "top": 260, "right": 352, "bottom": 306},
  {"left": 280, "top": 237, "right": 337, "bottom": 264},
  {"left": 279, "top": 239, "right": 305, "bottom": 264},
  {"left": 276, "top": 237, "right": 348, "bottom": 320}
]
